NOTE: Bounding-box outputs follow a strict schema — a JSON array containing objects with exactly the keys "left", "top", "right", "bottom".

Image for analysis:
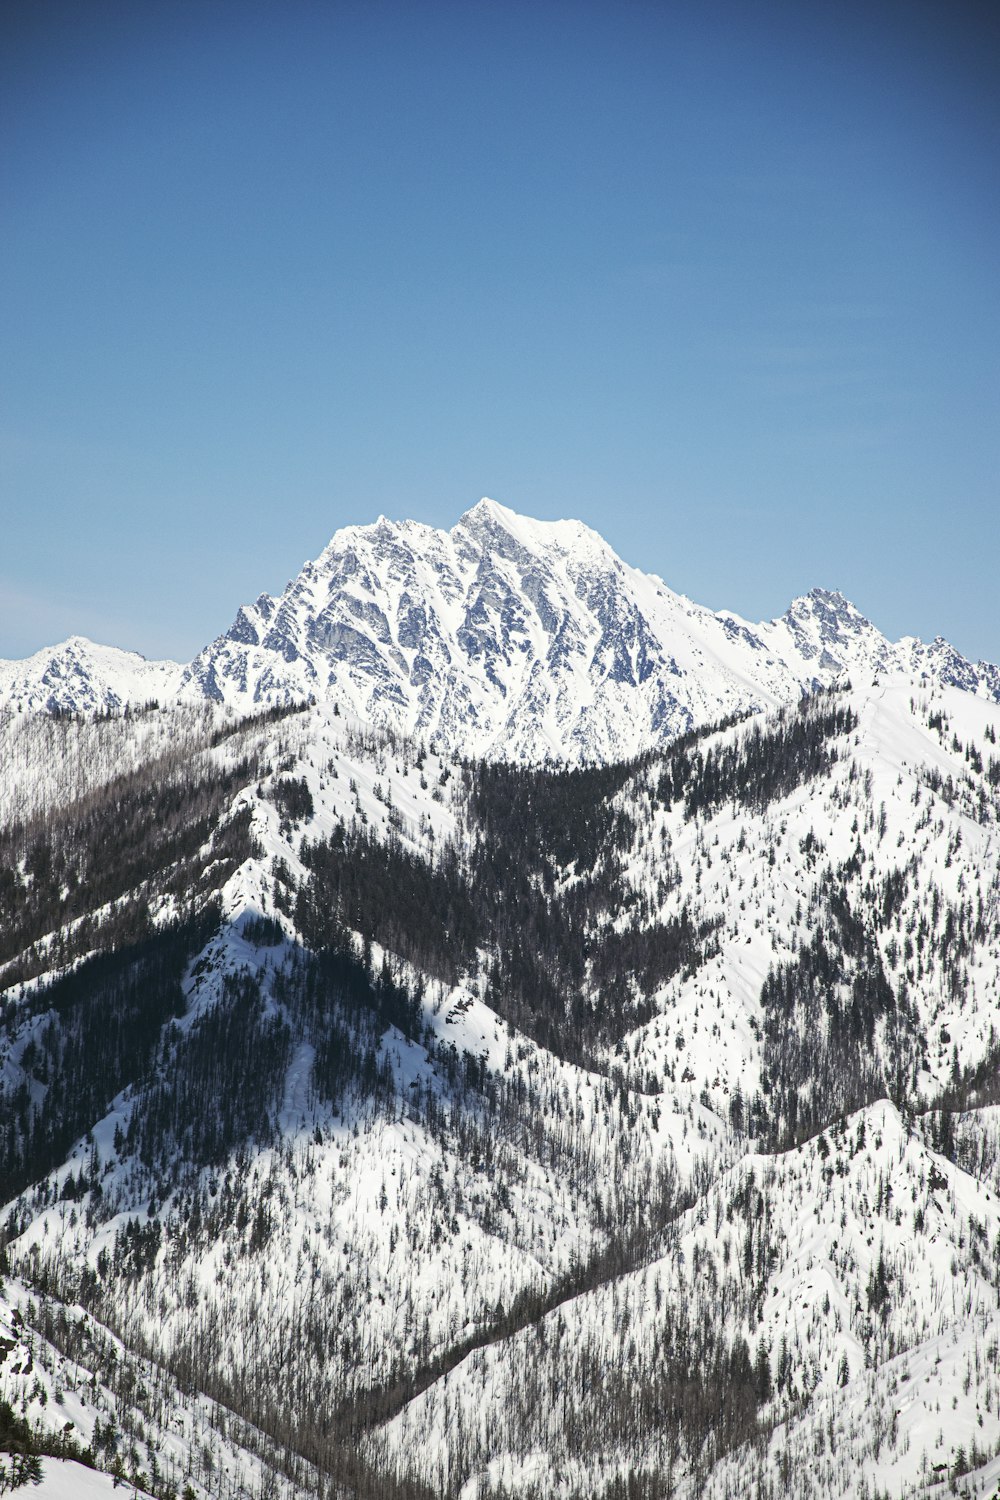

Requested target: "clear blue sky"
[{"left": 2, "top": 0, "right": 998, "bottom": 663}]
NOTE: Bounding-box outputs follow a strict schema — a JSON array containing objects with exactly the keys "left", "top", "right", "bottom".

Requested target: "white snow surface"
[{"left": 31, "top": 1459, "right": 154, "bottom": 1498}]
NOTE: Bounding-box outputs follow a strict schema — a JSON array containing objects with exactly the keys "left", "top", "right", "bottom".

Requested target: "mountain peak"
[
  {"left": 455, "top": 494, "right": 546, "bottom": 537},
  {"left": 788, "top": 586, "right": 865, "bottom": 617},
  {"left": 0, "top": 635, "right": 182, "bottom": 714},
  {"left": 805, "top": 586, "right": 852, "bottom": 608},
  {"left": 464, "top": 495, "right": 508, "bottom": 519},
  {"left": 173, "top": 500, "right": 1000, "bottom": 758}
]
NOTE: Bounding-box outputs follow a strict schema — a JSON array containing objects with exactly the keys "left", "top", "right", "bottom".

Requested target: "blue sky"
[{"left": 2, "top": 0, "right": 998, "bottom": 663}]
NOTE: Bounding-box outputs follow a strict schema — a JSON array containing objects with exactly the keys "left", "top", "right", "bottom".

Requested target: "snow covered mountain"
[
  {"left": 179, "top": 498, "right": 1000, "bottom": 760},
  {"left": 4, "top": 500, "right": 997, "bottom": 758},
  {"left": 0, "top": 635, "right": 182, "bottom": 715}
]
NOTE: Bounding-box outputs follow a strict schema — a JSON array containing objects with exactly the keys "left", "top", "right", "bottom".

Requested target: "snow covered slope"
[
  {"left": 0, "top": 636, "right": 182, "bottom": 714},
  {"left": 0, "top": 1276, "right": 319, "bottom": 1500},
  {"left": 1, "top": 670, "right": 999, "bottom": 1496},
  {"left": 375, "top": 1099, "right": 1000, "bottom": 1498},
  {"left": 181, "top": 498, "right": 1000, "bottom": 760}
]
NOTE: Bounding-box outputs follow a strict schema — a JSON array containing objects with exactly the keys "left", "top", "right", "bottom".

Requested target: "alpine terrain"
[{"left": 1, "top": 499, "right": 999, "bottom": 1500}]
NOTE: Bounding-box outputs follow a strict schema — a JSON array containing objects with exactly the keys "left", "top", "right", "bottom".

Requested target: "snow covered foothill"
[
  {"left": 0, "top": 699, "right": 232, "bottom": 828},
  {"left": 599, "top": 676, "right": 1000, "bottom": 1121},
  {"left": 375, "top": 1100, "right": 1000, "bottom": 1498},
  {"left": 0, "top": 691, "right": 744, "bottom": 1499}
]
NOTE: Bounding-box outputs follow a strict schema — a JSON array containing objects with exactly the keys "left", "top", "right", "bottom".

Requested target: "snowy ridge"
[
  {"left": 5, "top": 704, "right": 725, "bottom": 1441},
  {"left": 755, "top": 586, "right": 1000, "bottom": 703},
  {"left": 375, "top": 1099, "right": 1000, "bottom": 1497},
  {"left": 0, "top": 675, "right": 998, "bottom": 1494}
]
